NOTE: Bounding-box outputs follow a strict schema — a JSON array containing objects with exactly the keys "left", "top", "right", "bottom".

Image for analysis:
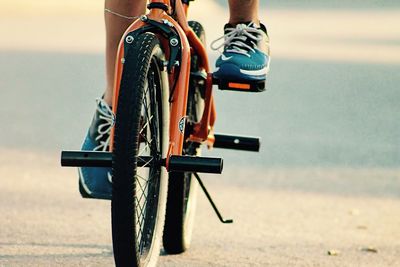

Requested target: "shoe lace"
[
  {"left": 94, "top": 98, "right": 115, "bottom": 152},
  {"left": 211, "top": 23, "right": 263, "bottom": 57}
]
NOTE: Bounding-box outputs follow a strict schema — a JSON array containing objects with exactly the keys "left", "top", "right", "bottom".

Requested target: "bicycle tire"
[
  {"left": 163, "top": 20, "right": 206, "bottom": 254},
  {"left": 112, "top": 33, "right": 169, "bottom": 267}
]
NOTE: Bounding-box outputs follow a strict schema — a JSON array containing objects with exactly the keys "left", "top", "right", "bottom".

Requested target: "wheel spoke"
[
  {"left": 135, "top": 171, "right": 148, "bottom": 182},
  {"left": 139, "top": 115, "right": 153, "bottom": 135},
  {"left": 138, "top": 141, "right": 153, "bottom": 157},
  {"left": 139, "top": 134, "right": 153, "bottom": 150},
  {"left": 138, "top": 156, "right": 154, "bottom": 168},
  {"left": 136, "top": 174, "right": 150, "bottom": 205}
]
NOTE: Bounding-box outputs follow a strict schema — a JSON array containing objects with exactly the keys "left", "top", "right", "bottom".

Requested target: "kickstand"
[{"left": 193, "top": 172, "right": 233, "bottom": 224}]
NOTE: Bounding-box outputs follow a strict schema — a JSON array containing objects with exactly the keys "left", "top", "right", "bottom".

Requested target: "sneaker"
[
  {"left": 78, "top": 98, "right": 114, "bottom": 200},
  {"left": 211, "top": 22, "right": 270, "bottom": 91}
]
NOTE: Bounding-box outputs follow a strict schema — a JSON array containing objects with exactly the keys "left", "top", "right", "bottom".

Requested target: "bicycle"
[{"left": 61, "top": 0, "right": 263, "bottom": 266}]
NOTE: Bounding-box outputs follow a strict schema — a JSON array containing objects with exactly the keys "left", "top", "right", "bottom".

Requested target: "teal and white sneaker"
[
  {"left": 211, "top": 22, "right": 270, "bottom": 92},
  {"left": 78, "top": 98, "right": 114, "bottom": 200}
]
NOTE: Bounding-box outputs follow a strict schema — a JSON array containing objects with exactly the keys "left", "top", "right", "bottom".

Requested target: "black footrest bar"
[
  {"left": 61, "top": 151, "right": 222, "bottom": 174},
  {"left": 61, "top": 151, "right": 112, "bottom": 167},
  {"left": 213, "top": 133, "right": 260, "bottom": 152},
  {"left": 168, "top": 155, "right": 223, "bottom": 174},
  {"left": 61, "top": 151, "right": 153, "bottom": 168}
]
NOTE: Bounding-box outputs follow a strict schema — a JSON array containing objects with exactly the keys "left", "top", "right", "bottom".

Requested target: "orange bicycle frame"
[{"left": 109, "top": 0, "right": 216, "bottom": 169}]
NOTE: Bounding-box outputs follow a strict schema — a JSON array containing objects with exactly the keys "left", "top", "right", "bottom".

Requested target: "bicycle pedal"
[
  {"left": 213, "top": 76, "right": 266, "bottom": 93},
  {"left": 213, "top": 133, "right": 260, "bottom": 152}
]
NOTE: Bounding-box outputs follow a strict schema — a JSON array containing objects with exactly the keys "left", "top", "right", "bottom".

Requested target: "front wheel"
[{"left": 112, "top": 33, "right": 169, "bottom": 267}]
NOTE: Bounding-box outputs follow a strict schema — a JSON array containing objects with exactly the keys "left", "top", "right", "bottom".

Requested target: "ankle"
[
  {"left": 103, "top": 89, "right": 113, "bottom": 106},
  {"left": 228, "top": 18, "right": 260, "bottom": 26}
]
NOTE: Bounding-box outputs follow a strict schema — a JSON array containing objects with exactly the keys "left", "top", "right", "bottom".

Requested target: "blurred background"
[
  {"left": 1, "top": 0, "right": 399, "bottom": 266},
  {"left": 1, "top": 0, "right": 399, "bottom": 167}
]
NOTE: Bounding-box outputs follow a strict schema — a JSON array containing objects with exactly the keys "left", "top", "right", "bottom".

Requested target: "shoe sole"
[{"left": 213, "top": 63, "right": 267, "bottom": 92}]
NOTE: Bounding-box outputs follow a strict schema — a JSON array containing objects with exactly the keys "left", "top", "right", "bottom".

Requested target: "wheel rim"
[{"left": 135, "top": 61, "right": 162, "bottom": 262}]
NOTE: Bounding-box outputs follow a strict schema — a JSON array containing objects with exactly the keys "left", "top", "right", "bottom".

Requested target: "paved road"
[
  {"left": 1, "top": 153, "right": 400, "bottom": 266},
  {"left": 1, "top": 2, "right": 400, "bottom": 266}
]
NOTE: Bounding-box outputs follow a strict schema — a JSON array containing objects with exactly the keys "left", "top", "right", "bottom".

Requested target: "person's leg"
[
  {"left": 103, "top": 0, "right": 147, "bottom": 105},
  {"left": 228, "top": 0, "right": 259, "bottom": 25},
  {"left": 78, "top": 0, "right": 147, "bottom": 199}
]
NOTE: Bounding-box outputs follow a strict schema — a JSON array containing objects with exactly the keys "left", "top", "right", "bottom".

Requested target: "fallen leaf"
[
  {"left": 361, "top": 247, "right": 378, "bottom": 253},
  {"left": 327, "top": 250, "right": 340, "bottom": 256}
]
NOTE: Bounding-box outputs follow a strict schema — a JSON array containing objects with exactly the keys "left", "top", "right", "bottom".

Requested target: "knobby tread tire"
[{"left": 112, "top": 33, "right": 168, "bottom": 267}]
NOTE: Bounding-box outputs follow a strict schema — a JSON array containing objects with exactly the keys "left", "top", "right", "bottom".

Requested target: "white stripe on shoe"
[
  {"left": 239, "top": 66, "right": 269, "bottom": 76},
  {"left": 78, "top": 168, "right": 93, "bottom": 195}
]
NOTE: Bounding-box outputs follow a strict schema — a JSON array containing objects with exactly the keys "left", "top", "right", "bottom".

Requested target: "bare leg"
[
  {"left": 103, "top": 0, "right": 147, "bottom": 105},
  {"left": 228, "top": 0, "right": 259, "bottom": 25},
  {"left": 103, "top": 0, "right": 259, "bottom": 105}
]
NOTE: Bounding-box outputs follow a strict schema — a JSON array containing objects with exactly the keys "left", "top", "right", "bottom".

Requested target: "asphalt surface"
[{"left": 1, "top": 2, "right": 400, "bottom": 266}]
